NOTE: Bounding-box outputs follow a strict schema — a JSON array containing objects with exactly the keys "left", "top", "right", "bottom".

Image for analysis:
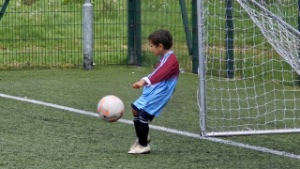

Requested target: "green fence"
[
  {"left": 0, "top": 0, "right": 299, "bottom": 78},
  {"left": 0, "top": 0, "right": 194, "bottom": 71}
]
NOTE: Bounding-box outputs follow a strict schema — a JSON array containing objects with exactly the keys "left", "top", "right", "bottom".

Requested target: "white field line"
[{"left": 1, "top": 93, "right": 300, "bottom": 160}]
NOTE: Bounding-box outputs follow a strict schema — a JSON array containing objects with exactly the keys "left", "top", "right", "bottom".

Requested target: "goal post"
[
  {"left": 196, "top": 0, "right": 207, "bottom": 136},
  {"left": 199, "top": 0, "right": 300, "bottom": 136}
]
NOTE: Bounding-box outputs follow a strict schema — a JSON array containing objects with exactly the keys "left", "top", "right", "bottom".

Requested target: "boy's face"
[{"left": 149, "top": 41, "right": 164, "bottom": 56}]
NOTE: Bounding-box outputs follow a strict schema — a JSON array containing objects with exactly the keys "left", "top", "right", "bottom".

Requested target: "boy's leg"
[
  {"left": 131, "top": 104, "right": 152, "bottom": 143},
  {"left": 128, "top": 110, "right": 154, "bottom": 154},
  {"left": 131, "top": 104, "right": 140, "bottom": 138},
  {"left": 129, "top": 104, "right": 142, "bottom": 151},
  {"left": 138, "top": 110, "right": 154, "bottom": 146}
]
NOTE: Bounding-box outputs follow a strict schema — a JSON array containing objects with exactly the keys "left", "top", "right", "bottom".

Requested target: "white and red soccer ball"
[{"left": 97, "top": 95, "right": 124, "bottom": 122}]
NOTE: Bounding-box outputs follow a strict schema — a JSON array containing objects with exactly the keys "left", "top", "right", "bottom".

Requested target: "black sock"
[
  {"left": 133, "top": 116, "right": 140, "bottom": 138},
  {"left": 138, "top": 122, "right": 149, "bottom": 146}
]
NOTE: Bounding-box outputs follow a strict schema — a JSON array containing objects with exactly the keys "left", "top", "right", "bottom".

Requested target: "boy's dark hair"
[{"left": 148, "top": 29, "right": 173, "bottom": 50}]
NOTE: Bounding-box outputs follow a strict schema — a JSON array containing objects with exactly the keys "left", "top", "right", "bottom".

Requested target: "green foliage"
[
  {"left": 62, "top": 0, "right": 83, "bottom": 5},
  {"left": 145, "top": 0, "right": 170, "bottom": 11},
  {"left": 22, "top": 0, "right": 39, "bottom": 6}
]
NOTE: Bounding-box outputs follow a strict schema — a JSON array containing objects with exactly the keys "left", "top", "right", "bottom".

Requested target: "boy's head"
[{"left": 148, "top": 29, "right": 173, "bottom": 56}]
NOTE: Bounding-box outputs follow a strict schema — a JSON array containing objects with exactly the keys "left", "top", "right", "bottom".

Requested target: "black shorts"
[{"left": 131, "top": 103, "right": 154, "bottom": 122}]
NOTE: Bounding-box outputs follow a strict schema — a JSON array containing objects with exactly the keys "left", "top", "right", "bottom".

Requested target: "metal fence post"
[
  {"left": 127, "top": 0, "right": 141, "bottom": 66},
  {"left": 192, "top": 0, "right": 199, "bottom": 74},
  {"left": 0, "top": 0, "right": 10, "bottom": 21},
  {"left": 225, "top": 0, "right": 234, "bottom": 78},
  {"left": 83, "top": 0, "right": 93, "bottom": 70},
  {"left": 179, "top": 0, "right": 192, "bottom": 55}
]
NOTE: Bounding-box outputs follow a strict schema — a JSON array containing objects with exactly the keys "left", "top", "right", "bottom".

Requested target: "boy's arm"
[
  {"left": 132, "top": 54, "right": 179, "bottom": 88},
  {"left": 147, "top": 54, "right": 179, "bottom": 85},
  {"left": 132, "top": 79, "right": 147, "bottom": 89}
]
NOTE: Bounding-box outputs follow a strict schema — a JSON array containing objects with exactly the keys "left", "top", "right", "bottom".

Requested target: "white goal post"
[{"left": 198, "top": 0, "right": 300, "bottom": 136}]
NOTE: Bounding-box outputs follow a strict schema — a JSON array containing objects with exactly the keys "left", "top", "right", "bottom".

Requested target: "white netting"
[
  {"left": 236, "top": 0, "right": 300, "bottom": 75},
  {"left": 202, "top": 0, "right": 300, "bottom": 136}
]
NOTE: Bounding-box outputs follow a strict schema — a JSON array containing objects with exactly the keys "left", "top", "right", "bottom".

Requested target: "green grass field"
[
  {"left": 1, "top": 1, "right": 300, "bottom": 167},
  {"left": 0, "top": 67, "right": 300, "bottom": 169}
]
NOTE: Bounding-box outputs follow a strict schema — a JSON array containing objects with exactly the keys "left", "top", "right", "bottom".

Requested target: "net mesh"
[
  {"left": 236, "top": 0, "right": 300, "bottom": 75},
  {"left": 203, "top": 0, "right": 300, "bottom": 136}
]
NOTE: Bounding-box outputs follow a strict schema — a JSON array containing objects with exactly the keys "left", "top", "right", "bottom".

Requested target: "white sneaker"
[
  {"left": 129, "top": 135, "right": 151, "bottom": 151},
  {"left": 128, "top": 144, "right": 151, "bottom": 154}
]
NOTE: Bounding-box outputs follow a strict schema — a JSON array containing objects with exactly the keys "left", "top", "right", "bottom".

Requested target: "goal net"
[{"left": 201, "top": 0, "right": 300, "bottom": 136}]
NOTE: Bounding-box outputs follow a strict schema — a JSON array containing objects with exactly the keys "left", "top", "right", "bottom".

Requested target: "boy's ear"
[{"left": 158, "top": 43, "right": 164, "bottom": 49}]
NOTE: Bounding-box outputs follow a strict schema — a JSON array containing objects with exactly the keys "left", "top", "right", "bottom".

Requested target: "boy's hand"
[{"left": 132, "top": 80, "right": 146, "bottom": 89}]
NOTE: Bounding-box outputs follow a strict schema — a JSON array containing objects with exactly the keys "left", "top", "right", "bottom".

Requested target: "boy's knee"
[
  {"left": 140, "top": 110, "right": 154, "bottom": 122},
  {"left": 131, "top": 108, "right": 138, "bottom": 116},
  {"left": 131, "top": 104, "right": 139, "bottom": 116}
]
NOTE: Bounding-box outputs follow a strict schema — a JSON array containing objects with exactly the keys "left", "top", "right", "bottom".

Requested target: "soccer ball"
[{"left": 97, "top": 95, "right": 124, "bottom": 122}]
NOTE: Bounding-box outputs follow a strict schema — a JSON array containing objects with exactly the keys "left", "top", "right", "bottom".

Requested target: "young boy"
[{"left": 128, "top": 29, "right": 180, "bottom": 154}]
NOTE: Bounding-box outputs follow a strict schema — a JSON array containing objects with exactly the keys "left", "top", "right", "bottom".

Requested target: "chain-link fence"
[
  {"left": 0, "top": 0, "right": 194, "bottom": 71},
  {"left": 1, "top": 0, "right": 298, "bottom": 77}
]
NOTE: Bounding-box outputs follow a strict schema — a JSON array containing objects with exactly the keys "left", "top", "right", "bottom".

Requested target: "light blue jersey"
[{"left": 133, "top": 51, "right": 179, "bottom": 116}]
